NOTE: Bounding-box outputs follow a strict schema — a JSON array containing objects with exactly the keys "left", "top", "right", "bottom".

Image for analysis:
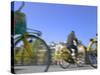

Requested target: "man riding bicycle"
[{"left": 66, "top": 31, "right": 78, "bottom": 60}]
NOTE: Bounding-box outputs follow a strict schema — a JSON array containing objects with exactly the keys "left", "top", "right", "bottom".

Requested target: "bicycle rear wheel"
[{"left": 14, "top": 34, "right": 51, "bottom": 73}]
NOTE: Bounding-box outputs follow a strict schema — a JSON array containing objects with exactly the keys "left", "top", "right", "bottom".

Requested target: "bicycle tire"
[
  {"left": 87, "top": 51, "right": 97, "bottom": 68},
  {"left": 14, "top": 34, "right": 51, "bottom": 73},
  {"left": 59, "top": 59, "right": 70, "bottom": 69},
  {"left": 59, "top": 48, "right": 71, "bottom": 69}
]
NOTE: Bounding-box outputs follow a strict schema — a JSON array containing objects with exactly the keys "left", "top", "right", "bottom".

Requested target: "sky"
[{"left": 13, "top": 1, "right": 97, "bottom": 46}]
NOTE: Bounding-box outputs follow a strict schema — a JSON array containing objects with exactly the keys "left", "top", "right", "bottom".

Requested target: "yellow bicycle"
[{"left": 11, "top": 2, "right": 51, "bottom": 73}]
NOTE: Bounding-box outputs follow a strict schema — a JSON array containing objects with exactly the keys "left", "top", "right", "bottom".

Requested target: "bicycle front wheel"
[
  {"left": 59, "top": 50, "right": 71, "bottom": 69},
  {"left": 14, "top": 34, "right": 51, "bottom": 73},
  {"left": 87, "top": 51, "right": 97, "bottom": 68},
  {"left": 59, "top": 59, "right": 70, "bottom": 69}
]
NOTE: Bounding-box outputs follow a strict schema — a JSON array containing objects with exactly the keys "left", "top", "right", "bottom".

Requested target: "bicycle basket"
[{"left": 14, "top": 11, "right": 27, "bottom": 34}]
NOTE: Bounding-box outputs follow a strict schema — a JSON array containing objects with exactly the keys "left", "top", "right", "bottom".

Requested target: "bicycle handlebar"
[
  {"left": 16, "top": 2, "right": 25, "bottom": 12},
  {"left": 27, "top": 28, "right": 42, "bottom": 36}
]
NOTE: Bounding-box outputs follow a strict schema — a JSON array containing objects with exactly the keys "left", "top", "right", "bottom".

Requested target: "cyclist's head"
[
  {"left": 70, "top": 30, "right": 75, "bottom": 35},
  {"left": 72, "top": 30, "right": 74, "bottom": 33},
  {"left": 71, "top": 31, "right": 75, "bottom": 34}
]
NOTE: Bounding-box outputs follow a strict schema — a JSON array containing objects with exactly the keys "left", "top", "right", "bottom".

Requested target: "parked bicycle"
[
  {"left": 86, "top": 38, "right": 97, "bottom": 68},
  {"left": 11, "top": 2, "right": 51, "bottom": 73}
]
